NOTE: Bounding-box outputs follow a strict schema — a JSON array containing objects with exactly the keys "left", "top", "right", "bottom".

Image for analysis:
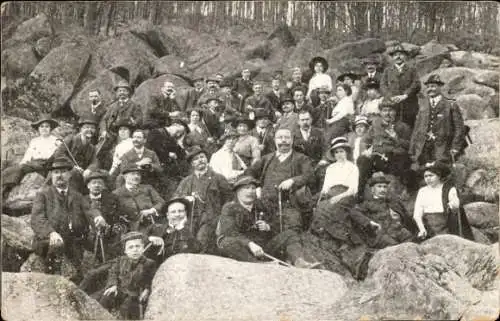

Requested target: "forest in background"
[{"left": 2, "top": 1, "right": 499, "bottom": 52}]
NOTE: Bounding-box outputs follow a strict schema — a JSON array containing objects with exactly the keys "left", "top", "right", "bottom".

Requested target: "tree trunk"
[{"left": 84, "top": 1, "right": 98, "bottom": 35}]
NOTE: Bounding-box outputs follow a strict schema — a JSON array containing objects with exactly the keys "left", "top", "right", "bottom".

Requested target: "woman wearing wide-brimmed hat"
[
  {"left": 306, "top": 56, "right": 333, "bottom": 106},
  {"left": 232, "top": 116, "right": 261, "bottom": 167},
  {"left": 413, "top": 161, "right": 474, "bottom": 241},
  {"left": 324, "top": 83, "right": 355, "bottom": 144},
  {"left": 2, "top": 114, "right": 60, "bottom": 199}
]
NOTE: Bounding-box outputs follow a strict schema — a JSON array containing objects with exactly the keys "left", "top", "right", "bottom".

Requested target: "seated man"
[
  {"left": 2, "top": 114, "right": 60, "bottom": 199},
  {"left": 98, "top": 231, "right": 157, "bottom": 320},
  {"left": 216, "top": 176, "right": 320, "bottom": 268},
  {"left": 209, "top": 128, "right": 246, "bottom": 184},
  {"left": 145, "top": 197, "right": 202, "bottom": 266},
  {"left": 292, "top": 110, "right": 325, "bottom": 167},
  {"left": 250, "top": 109, "right": 276, "bottom": 156},
  {"left": 31, "top": 157, "right": 105, "bottom": 283}
]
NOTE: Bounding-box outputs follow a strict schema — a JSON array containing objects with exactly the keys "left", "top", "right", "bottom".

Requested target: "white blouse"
[
  {"left": 321, "top": 160, "right": 359, "bottom": 195},
  {"left": 110, "top": 138, "right": 134, "bottom": 170},
  {"left": 307, "top": 73, "right": 333, "bottom": 98},
  {"left": 209, "top": 148, "right": 244, "bottom": 182},
  {"left": 414, "top": 184, "right": 460, "bottom": 216},
  {"left": 20, "top": 135, "right": 59, "bottom": 164},
  {"left": 361, "top": 97, "right": 383, "bottom": 115},
  {"left": 330, "top": 97, "right": 354, "bottom": 123}
]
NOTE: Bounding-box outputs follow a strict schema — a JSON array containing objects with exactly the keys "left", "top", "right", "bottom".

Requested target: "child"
[{"left": 100, "top": 231, "right": 157, "bottom": 319}]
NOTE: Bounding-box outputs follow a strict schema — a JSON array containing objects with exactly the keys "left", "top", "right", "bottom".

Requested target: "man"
[
  {"left": 198, "top": 76, "right": 221, "bottom": 108},
  {"left": 244, "top": 81, "right": 276, "bottom": 121},
  {"left": 286, "top": 67, "right": 308, "bottom": 97},
  {"left": 232, "top": 68, "right": 254, "bottom": 112},
  {"left": 265, "top": 76, "right": 286, "bottom": 113},
  {"left": 216, "top": 176, "right": 321, "bottom": 268},
  {"left": 173, "top": 146, "right": 233, "bottom": 253},
  {"left": 51, "top": 115, "right": 100, "bottom": 192},
  {"left": 380, "top": 43, "right": 421, "bottom": 128},
  {"left": 147, "top": 81, "right": 181, "bottom": 127},
  {"left": 292, "top": 87, "right": 313, "bottom": 113},
  {"left": 113, "top": 129, "right": 162, "bottom": 189},
  {"left": 219, "top": 79, "right": 241, "bottom": 116},
  {"left": 31, "top": 157, "right": 104, "bottom": 282},
  {"left": 410, "top": 74, "right": 466, "bottom": 167},
  {"left": 361, "top": 57, "right": 382, "bottom": 87},
  {"left": 184, "top": 76, "right": 205, "bottom": 111},
  {"left": 209, "top": 128, "right": 246, "bottom": 184},
  {"left": 292, "top": 110, "right": 325, "bottom": 166},
  {"left": 244, "top": 128, "right": 315, "bottom": 232},
  {"left": 275, "top": 94, "right": 299, "bottom": 132},
  {"left": 250, "top": 109, "right": 276, "bottom": 156},
  {"left": 311, "top": 86, "right": 334, "bottom": 129},
  {"left": 203, "top": 97, "right": 224, "bottom": 139},
  {"left": 356, "top": 99, "right": 413, "bottom": 194}
]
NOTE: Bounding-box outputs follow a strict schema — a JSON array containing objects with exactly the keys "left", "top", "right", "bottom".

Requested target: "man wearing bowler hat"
[
  {"left": 31, "top": 157, "right": 105, "bottom": 282},
  {"left": 250, "top": 109, "right": 276, "bottom": 156},
  {"left": 244, "top": 81, "right": 276, "bottom": 121},
  {"left": 173, "top": 146, "right": 233, "bottom": 253},
  {"left": 380, "top": 43, "right": 421, "bottom": 128},
  {"left": 410, "top": 74, "right": 466, "bottom": 167}
]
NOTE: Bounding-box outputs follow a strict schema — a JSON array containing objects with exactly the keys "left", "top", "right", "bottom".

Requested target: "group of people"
[{"left": 1, "top": 42, "right": 476, "bottom": 319}]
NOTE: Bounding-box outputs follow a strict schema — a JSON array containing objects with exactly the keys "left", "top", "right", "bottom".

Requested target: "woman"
[
  {"left": 232, "top": 117, "right": 261, "bottom": 167},
  {"left": 112, "top": 163, "right": 166, "bottom": 233},
  {"left": 109, "top": 120, "right": 135, "bottom": 177},
  {"left": 186, "top": 108, "right": 211, "bottom": 148},
  {"left": 2, "top": 114, "right": 60, "bottom": 199},
  {"left": 413, "top": 161, "right": 474, "bottom": 240},
  {"left": 337, "top": 71, "right": 362, "bottom": 108},
  {"left": 325, "top": 84, "right": 355, "bottom": 143},
  {"left": 306, "top": 56, "right": 333, "bottom": 106}
]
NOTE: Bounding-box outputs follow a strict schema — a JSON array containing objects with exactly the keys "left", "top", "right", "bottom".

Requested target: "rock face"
[
  {"left": 1, "top": 43, "right": 39, "bottom": 78},
  {"left": 30, "top": 41, "right": 92, "bottom": 112},
  {"left": 146, "top": 254, "right": 348, "bottom": 320},
  {"left": 3, "top": 172, "right": 45, "bottom": 215},
  {"left": 1, "top": 272, "right": 114, "bottom": 321},
  {"left": 465, "top": 202, "right": 499, "bottom": 229},
  {"left": 152, "top": 55, "right": 190, "bottom": 78},
  {"left": 1, "top": 215, "right": 33, "bottom": 271},
  {"left": 450, "top": 51, "right": 500, "bottom": 70},
  {"left": 473, "top": 70, "right": 499, "bottom": 90},
  {"left": 285, "top": 37, "right": 323, "bottom": 71},
  {"left": 7, "top": 14, "right": 52, "bottom": 45},
  {"left": 414, "top": 53, "right": 451, "bottom": 77},
  {"left": 420, "top": 39, "right": 451, "bottom": 56},
  {"left": 329, "top": 236, "right": 499, "bottom": 321},
  {"left": 456, "top": 94, "right": 494, "bottom": 120}
]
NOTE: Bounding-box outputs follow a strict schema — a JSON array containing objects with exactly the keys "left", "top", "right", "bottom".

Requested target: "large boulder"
[
  {"left": 420, "top": 39, "right": 450, "bottom": 56},
  {"left": 3, "top": 172, "right": 45, "bottom": 216},
  {"left": 473, "top": 70, "right": 499, "bottom": 90},
  {"left": 6, "top": 13, "right": 52, "bottom": 45},
  {"left": 324, "top": 38, "right": 386, "bottom": 69},
  {"left": 330, "top": 236, "right": 498, "bottom": 321},
  {"left": 414, "top": 53, "right": 452, "bottom": 78},
  {"left": 34, "top": 36, "right": 55, "bottom": 59},
  {"left": 456, "top": 94, "right": 496, "bottom": 120},
  {"left": 1, "top": 214, "right": 33, "bottom": 271},
  {"left": 128, "top": 20, "right": 181, "bottom": 57},
  {"left": 1, "top": 43, "right": 39, "bottom": 78},
  {"left": 385, "top": 40, "right": 420, "bottom": 58},
  {"left": 30, "top": 41, "right": 92, "bottom": 113},
  {"left": 1, "top": 272, "right": 114, "bottom": 321},
  {"left": 152, "top": 55, "right": 191, "bottom": 78},
  {"left": 284, "top": 37, "right": 323, "bottom": 71},
  {"left": 450, "top": 51, "right": 500, "bottom": 70},
  {"left": 96, "top": 31, "right": 158, "bottom": 87},
  {"left": 191, "top": 46, "right": 246, "bottom": 80},
  {"left": 464, "top": 168, "right": 499, "bottom": 203},
  {"left": 471, "top": 227, "right": 492, "bottom": 244},
  {"left": 464, "top": 202, "right": 499, "bottom": 229},
  {"left": 146, "top": 254, "right": 347, "bottom": 320}
]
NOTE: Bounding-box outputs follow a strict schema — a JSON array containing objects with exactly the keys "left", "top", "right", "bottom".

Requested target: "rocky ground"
[{"left": 1, "top": 13, "right": 499, "bottom": 321}]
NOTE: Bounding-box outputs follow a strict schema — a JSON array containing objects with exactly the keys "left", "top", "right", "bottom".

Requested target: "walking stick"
[
  {"left": 450, "top": 151, "right": 457, "bottom": 168},
  {"left": 450, "top": 204, "right": 463, "bottom": 238},
  {"left": 139, "top": 300, "right": 144, "bottom": 319},
  {"left": 99, "top": 232, "right": 106, "bottom": 263},
  {"left": 56, "top": 138, "right": 81, "bottom": 168},
  {"left": 263, "top": 252, "right": 292, "bottom": 267},
  {"left": 277, "top": 187, "right": 283, "bottom": 233}
]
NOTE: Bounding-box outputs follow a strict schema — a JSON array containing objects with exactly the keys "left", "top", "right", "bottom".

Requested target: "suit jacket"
[
  {"left": 105, "top": 255, "right": 157, "bottom": 295},
  {"left": 292, "top": 127, "right": 325, "bottom": 164},
  {"left": 312, "top": 101, "right": 335, "bottom": 128},
  {"left": 231, "top": 78, "right": 254, "bottom": 101},
  {"left": 101, "top": 99, "right": 143, "bottom": 134},
  {"left": 119, "top": 148, "right": 162, "bottom": 175},
  {"left": 31, "top": 185, "right": 95, "bottom": 243},
  {"left": 410, "top": 96, "right": 465, "bottom": 163},
  {"left": 265, "top": 89, "right": 286, "bottom": 111},
  {"left": 183, "top": 88, "right": 205, "bottom": 111},
  {"left": 85, "top": 191, "right": 122, "bottom": 228},
  {"left": 146, "top": 224, "right": 201, "bottom": 262},
  {"left": 112, "top": 184, "right": 165, "bottom": 232},
  {"left": 51, "top": 133, "right": 98, "bottom": 170},
  {"left": 365, "top": 118, "right": 412, "bottom": 156},
  {"left": 145, "top": 128, "right": 189, "bottom": 178},
  {"left": 244, "top": 94, "right": 275, "bottom": 120},
  {"left": 173, "top": 169, "right": 233, "bottom": 227},
  {"left": 203, "top": 109, "right": 224, "bottom": 139},
  {"left": 250, "top": 126, "right": 276, "bottom": 156},
  {"left": 147, "top": 94, "right": 180, "bottom": 123},
  {"left": 347, "top": 132, "right": 370, "bottom": 159}
]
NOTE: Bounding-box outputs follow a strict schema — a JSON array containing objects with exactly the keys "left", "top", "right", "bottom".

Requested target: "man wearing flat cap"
[
  {"left": 173, "top": 146, "right": 233, "bottom": 253},
  {"left": 380, "top": 43, "right": 421, "bottom": 128},
  {"left": 216, "top": 176, "right": 321, "bottom": 268},
  {"left": 410, "top": 74, "right": 466, "bottom": 167},
  {"left": 31, "top": 157, "right": 104, "bottom": 282}
]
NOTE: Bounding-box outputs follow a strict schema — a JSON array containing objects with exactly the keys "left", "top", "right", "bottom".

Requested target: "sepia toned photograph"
[{"left": 1, "top": 1, "right": 499, "bottom": 320}]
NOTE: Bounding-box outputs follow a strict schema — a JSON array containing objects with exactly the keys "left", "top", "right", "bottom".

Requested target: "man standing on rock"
[
  {"left": 410, "top": 74, "right": 466, "bottom": 167},
  {"left": 31, "top": 157, "right": 106, "bottom": 283},
  {"left": 380, "top": 43, "right": 421, "bottom": 128},
  {"left": 216, "top": 175, "right": 321, "bottom": 268}
]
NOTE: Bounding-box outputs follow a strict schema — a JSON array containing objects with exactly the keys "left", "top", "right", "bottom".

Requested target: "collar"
[
  {"left": 430, "top": 95, "right": 442, "bottom": 105},
  {"left": 238, "top": 199, "right": 254, "bottom": 212},
  {"left": 125, "top": 183, "right": 139, "bottom": 192},
  {"left": 368, "top": 72, "right": 376, "bottom": 77},
  {"left": 395, "top": 63, "right": 405, "bottom": 71},
  {"left": 168, "top": 218, "right": 187, "bottom": 231},
  {"left": 194, "top": 169, "right": 208, "bottom": 178},
  {"left": 91, "top": 102, "right": 102, "bottom": 110},
  {"left": 56, "top": 187, "right": 69, "bottom": 195},
  {"left": 276, "top": 150, "right": 292, "bottom": 160},
  {"left": 134, "top": 147, "right": 145, "bottom": 155},
  {"left": 257, "top": 127, "right": 266, "bottom": 133},
  {"left": 119, "top": 98, "right": 129, "bottom": 103},
  {"left": 89, "top": 193, "right": 102, "bottom": 200}
]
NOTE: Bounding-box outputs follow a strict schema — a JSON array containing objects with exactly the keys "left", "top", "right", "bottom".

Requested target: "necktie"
[{"left": 231, "top": 153, "right": 240, "bottom": 170}]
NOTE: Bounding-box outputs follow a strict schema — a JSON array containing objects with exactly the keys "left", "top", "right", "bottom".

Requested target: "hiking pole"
[
  {"left": 450, "top": 151, "right": 457, "bottom": 168},
  {"left": 139, "top": 299, "right": 144, "bottom": 319},
  {"left": 277, "top": 187, "right": 283, "bottom": 233},
  {"left": 450, "top": 204, "right": 463, "bottom": 238},
  {"left": 263, "top": 252, "right": 292, "bottom": 267},
  {"left": 99, "top": 231, "right": 106, "bottom": 263},
  {"left": 56, "top": 138, "right": 81, "bottom": 168}
]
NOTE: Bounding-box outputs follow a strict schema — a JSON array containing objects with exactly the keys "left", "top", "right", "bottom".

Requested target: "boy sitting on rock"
[{"left": 99, "top": 231, "right": 157, "bottom": 319}]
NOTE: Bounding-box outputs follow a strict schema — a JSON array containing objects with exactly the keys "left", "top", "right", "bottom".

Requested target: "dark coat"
[
  {"left": 184, "top": 88, "right": 206, "bottom": 110},
  {"left": 51, "top": 133, "right": 98, "bottom": 170},
  {"left": 31, "top": 185, "right": 96, "bottom": 251},
  {"left": 112, "top": 184, "right": 165, "bottom": 232},
  {"left": 145, "top": 128, "right": 189, "bottom": 179},
  {"left": 364, "top": 118, "right": 412, "bottom": 156},
  {"left": 347, "top": 132, "right": 371, "bottom": 157},
  {"left": 311, "top": 101, "right": 335, "bottom": 128},
  {"left": 380, "top": 64, "right": 421, "bottom": 126},
  {"left": 105, "top": 255, "right": 157, "bottom": 295},
  {"left": 410, "top": 96, "right": 466, "bottom": 164},
  {"left": 265, "top": 89, "right": 286, "bottom": 111},
  {"left": 146, "top": 223, "right": 201, "bottom": 263},
  {"left": 250, "top": 126, "right": 276, "bottom": 156},
  {"left": 203, "top": 109, "right": 224, "bottom": 139},
  {"left": 101, "top": 99, "right": 143, "bottom": 134},
  {"left": 231, "top": 78, "right": 254, "bottom": 101},
  {"left": 147, "top": 94, "right": 180, "bottom": 122},
  {"left": 292, "top": 127, "right": 325, "bottom": 164},
  {"left": 244, "top": 94, "right": 275, "bottom": 120},
  {"left": 119, "top": 148, "right": 162, "bottom": 175}
]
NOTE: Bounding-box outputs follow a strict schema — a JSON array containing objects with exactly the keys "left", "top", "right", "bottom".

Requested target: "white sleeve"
[
  {"left": 413, "top": 188, "right": 425, "bottom": 220},
  {"left": 20, "top": 140, "right": 36, "bottom": 164},
  {"left": 448, "top": 187, "right": 460, "bottom": 209},
  {"left": 321, "top": 165, "right": 334, "bottom": 193},
  {"left": 346, "top": 164, "right": 359, "bottom": 195}
]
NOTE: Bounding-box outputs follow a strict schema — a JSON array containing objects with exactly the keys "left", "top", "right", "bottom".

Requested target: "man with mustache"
[
  {"left": 85, "top": 89, "right": 107, "bottom": 142},
  {"left": 409, "top": 74, "right": 466, "bottom": 168},
  {"left": 51, "top": 115, "right": 100, "bottom": 193},
  {"left": 31, "top": 157, "right": 105, "bottom": 282},
  {"left": 244, "top": 128, "right": 315, "bottom": 232},
  {"left": 292, "top": 110, "right": 325, "bottom": 167},
  {"left": 244, "top": 81, "right": 276, "bottom": 121},
  {"left": 231, "top": 68, "right": 254, "bottom": 113},
  {"left": 147, "top": 81, "right": 181, "bottom": 128},
  {"left": 173, "top": 146, "right": 233, "bottom": 253}
]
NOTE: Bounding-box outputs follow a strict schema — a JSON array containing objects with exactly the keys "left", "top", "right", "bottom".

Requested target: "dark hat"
[
  {"left": 388, "top": 43, "right": 409, "bottom": 56},
  {"left": 31, "top": 114, "right": 59, "bottom": 131},
  {"left": 193, "top": 76, "right": 204, "bottom": 82},
  {"left": 170, "top": 118, "right": 190, "bottom": 134},
  {"left": 280, "top": 94, "right": 295, "bottom": 105},
  {"left": 84, "top": 169, "right": 109, "bottom": 185},
  {"left": 309, "top": 56, "right": 329, "bottom": 71},
  {"left": 364, "top": 78, "right": 380, "bottom": 90},
  {"left": 254, "top": 109, "right": 271, "bottom": 121},
  {"left": 165, "top": 197, "right": 192, "bottom": 214},
  {"left": 337, "top": 71, "right": 359, "bottom": 82},
  {"left": 204, "top": 95, "right": 222, "bottom": 104},
  {"left": 113, "top": 79, "right": 132, "bottom": 92},
  {"left": 233, "top": 175, "right": 260, "bottom": 191},
  {"left": 362, "top": 56, "right": 380, "bottom": 65},
  {"left": 422, "top": 160, "right": 451, "bottom": 179},
  {"left": 219, "top": 127, "right": 239, "bottom": 143},
  {"left": 205, "top": 76, "right": 220, "bottom": 83},
  {"left": 186, "top": 145, "right": 208, "bottom": 163},
  {"left": 120, "top": 231, "right": 145, "bottom": 244},
  {"left": 424, "top": 74, "right": 445, "bottom": 86},
  {"left": 327, "top": 136, "right": 351, "bottom": 161},
  {"left": 113, "top": 119, "right": 137, "bottom": 132},
  {"left": 378, "top": 97, "right": 399, "bottom": 111},
  {"left": 78, "top": 115, "right": 99, "bottom": 127},
  {"left": 233, "top": 116, "right": 255, "bottom": 130},
  {"left": 352, "top": 115, "right": 370, "bottom": 129},
  {"left": 50, "top": 157, "right": 74, "bottom": 171},
  {"left": 368, "top": 172, "right": 390, "bottom": 186},
  {"left": 121, "top": 163, "right": 142, "bottom": 175},
  {"left": 219, "top": 78, "right": 232, "bottom": 88}
]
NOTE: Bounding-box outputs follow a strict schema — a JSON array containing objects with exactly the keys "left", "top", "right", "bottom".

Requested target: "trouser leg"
[{"left": 217, "top": 237, "right": 260, "bottom": 262}]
